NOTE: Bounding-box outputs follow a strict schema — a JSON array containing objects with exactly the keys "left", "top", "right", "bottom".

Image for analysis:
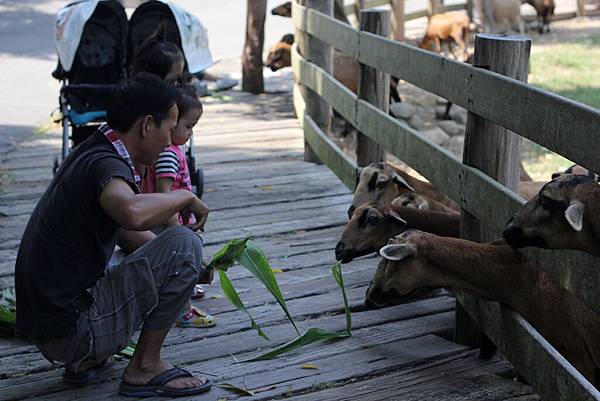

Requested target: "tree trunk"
[{"left": 242, "top": 0, "right": 267, "bottom": 94}]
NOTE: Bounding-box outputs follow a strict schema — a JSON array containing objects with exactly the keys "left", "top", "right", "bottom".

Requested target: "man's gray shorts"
[{"left": 34, "top": 226, "right": 203, "bottom": 371}]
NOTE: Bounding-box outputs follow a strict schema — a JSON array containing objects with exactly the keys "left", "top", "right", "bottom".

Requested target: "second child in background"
[{"left": 142, "top": 84, "right": 216, "bottom": 329}]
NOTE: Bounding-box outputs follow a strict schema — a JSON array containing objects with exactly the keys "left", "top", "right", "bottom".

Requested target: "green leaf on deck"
[
  {"left": 332, "top": 262, "right": 352, "bottom": 334},
  {"left": 218, "top": 270, "right": 270, "bottom": 340},
  {"left": 217, "top": 382, "right": 255, "bottom": 396},
  {"left": 236, "top": 240, "right": 301, "bottom": 336},
  {"left": 242, "top": 327, "right": 350, "bottom": 362},
  {"left": 208, "top": 237, "right": 253, "bottom": 271},
  {"left": 0, "top": 288, "right": 16, "bottom": 336}
]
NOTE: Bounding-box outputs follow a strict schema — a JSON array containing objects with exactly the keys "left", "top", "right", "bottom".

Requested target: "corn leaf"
[
  {"left": 236, "top": 240, "right": 300, "bottom": 336},
  {"left": 332, "top": 262, "right": 352, "bottom": 334},
  {"left": 218, "top": 270, "right": 270, "bottom": 340},
  {"left": 208, "top": 237, "right": 253, "bottom": 271},
  {"left": 242, "top": 327, "right": 350, "bottom": 362},
  {"left": 0, "top": 289, "right": 16, "bottom": 336},
  {"left": 217, "top": 382, "right": 255, "bottom": 396}
]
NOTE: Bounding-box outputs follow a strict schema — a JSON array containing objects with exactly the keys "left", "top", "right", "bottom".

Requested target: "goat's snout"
[
  {"left": 365, "top": 284, "right": 383, "bottom": 310},
  {"left": 335, "top": 241, "right": 350, "bottom": 263},
  {"left": 347, "top": 205, "right": 356, "bottom": 219},
  {"left": 502, "top": 222, "right": 526, "bottom": 248}
]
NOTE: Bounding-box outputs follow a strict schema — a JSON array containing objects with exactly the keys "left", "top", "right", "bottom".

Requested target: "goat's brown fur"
[
  {"left": 366, "top": 230, "right": 600, "bottom": 385},
  {"left": 504, "top": 174, "right": 600, "bottom": 256},
  {"left": 335, "top": 201, "right": 459, "bottom": 263},
  {"left": 419, "top": 11, "right": 471, "bottom": 60}
]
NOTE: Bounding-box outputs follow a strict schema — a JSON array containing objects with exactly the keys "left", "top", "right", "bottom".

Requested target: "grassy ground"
[
  {"left": 522, "top": 29, "right": 600, "bottom": 180},
  {"left": 529, "top": 35, "right": 600, "bottom": 109}
]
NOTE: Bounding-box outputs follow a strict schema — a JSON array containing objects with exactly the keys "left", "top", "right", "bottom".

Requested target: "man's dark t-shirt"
[{"left": 15, "top": 130, "right": 138, "bottom": 339}]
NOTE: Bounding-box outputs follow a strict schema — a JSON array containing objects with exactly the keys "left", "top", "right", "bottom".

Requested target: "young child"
[{"left": 142, "top": 84, "right": 216, "bottom": 328}]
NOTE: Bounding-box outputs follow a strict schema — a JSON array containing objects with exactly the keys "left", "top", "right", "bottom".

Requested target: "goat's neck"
[
  {"left": 415, "top": 234, "right": 600, "bottom": 383},
  {"left": 578, "top": 186, "right": 600, "bottom": 256}
]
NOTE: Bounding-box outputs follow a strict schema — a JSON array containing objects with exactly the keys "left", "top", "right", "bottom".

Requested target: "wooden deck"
[{"left": 0, "top": 71, "right": 541, "bottom": 400}]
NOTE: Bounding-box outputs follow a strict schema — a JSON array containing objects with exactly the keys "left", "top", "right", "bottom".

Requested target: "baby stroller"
[{"left": 52, "top": 0, "right": 214, "bottom": 197}]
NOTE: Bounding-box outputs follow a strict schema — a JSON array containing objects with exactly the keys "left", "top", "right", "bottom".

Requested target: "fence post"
[
  {"left": 297, "top": 0, "right": 334, "bottom": 163},
  {"left": 456, "top": 34, "right": 532, "bottom": 349},
  {"left": 428, "top": 0, "right": 442, "bottom": 18},
  {"left": 577, "top": 0, "right": 586, "bottom": 16},
  {"left": 466, "top": 0, "right": 474, "bottom": 21},
  {"left": 356, "top": 10, "right": 390, "bottom": 166},
  {"left": 390, "top": 0, "right": 405, "bottom": 41}
]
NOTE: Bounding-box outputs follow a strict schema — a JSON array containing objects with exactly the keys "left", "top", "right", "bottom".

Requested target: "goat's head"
[
  {"left": 271, "top": 2, "right": 292, "bottom": 17},
  {"left": 336, "top": 202, "right": 407, "bottom": 263},
  {"left": 365, "top": 230, "right": 433, "bottom": 309},
  {"left": 348, "top": 162, "right": 415, "bottom": 218},
  {"left": 503, "top": 174, "right": 600, "bottom": 254},
  {"left": 265, "top": 35, "right": 293, "bottom": 72},
  {"left": 551, "top": 164, "right": 599, "bottom": 182},
  {"left": 392, "top": 192, "right": 429, "bottom": 210}
]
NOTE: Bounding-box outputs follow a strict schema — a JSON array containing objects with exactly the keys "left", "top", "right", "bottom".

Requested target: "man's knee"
[{"left": 158, "top": 226, "right": 203, "bottom": 258}]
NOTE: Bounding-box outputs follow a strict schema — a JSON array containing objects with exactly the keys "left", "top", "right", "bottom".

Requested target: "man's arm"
[
  {"left": 156, "top": 177, "right": 179, "bottom": 227},
  {"left": 117, "top": 229, "right": 156, "bottom": 254},
  {"left": 99, "top": 178, "right": 209, "bottom": 231}
]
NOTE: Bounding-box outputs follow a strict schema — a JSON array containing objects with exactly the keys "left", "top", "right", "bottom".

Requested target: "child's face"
[{"left": 172, "top": 107, "right": 202, "bottom": 146}]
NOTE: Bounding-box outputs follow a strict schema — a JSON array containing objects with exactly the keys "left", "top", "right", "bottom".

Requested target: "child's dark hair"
[
  {"left": 167, "top": 75, "right": 203, "bottom": 121},
  {"left": 131, "top": 25, "right": 184, "bottom": 80},
  {"left": 107, "top": 72, "right": 178, "bottom": 132}
]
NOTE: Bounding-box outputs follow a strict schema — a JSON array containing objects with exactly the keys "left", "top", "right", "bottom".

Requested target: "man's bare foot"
[{"left": 123, "top": 360, "right": 207, "bottom": 390}]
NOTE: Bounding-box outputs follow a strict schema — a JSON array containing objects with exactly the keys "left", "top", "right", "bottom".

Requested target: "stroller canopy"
[{"left": 55, "top": 0, "right": 214, "bottom": 74}]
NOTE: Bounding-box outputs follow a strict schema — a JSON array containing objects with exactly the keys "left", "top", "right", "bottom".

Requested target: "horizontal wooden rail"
[
  {"left": 456, "top": 292, "right": 600, "bottom": 401},
  {"left": 293, "top": 5, "right": 600, "bottom": 175},
  {"left": 343, "top": 0, "right": 467, "bottom": 21},
  {"left": 304, "top": 116, "right": 358, "bottom": 191},
  {"left": 293, "top": 43, "right": 600, "bottom": 319}
]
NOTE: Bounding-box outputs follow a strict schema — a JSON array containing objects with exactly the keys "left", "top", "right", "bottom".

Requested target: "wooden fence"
[
  {"left": 292, "top": 1, "right": 600, "bottom": 400},
  {"left": 344, "top": 0, "right": 599, "bottom": 35}
]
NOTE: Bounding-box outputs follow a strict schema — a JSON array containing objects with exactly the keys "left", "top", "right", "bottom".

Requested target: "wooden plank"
[
  {"left": 356, "top": 32, "right": 600, "bottom": 174},
  {"left": 306, "top": 7, "right": 358, "bottom": 57},
  {"left": 291, "top": 351, "right": 539, "bottom": 400},
  {"left": 293, "top": 43, "right": 358, "bottom": 125},
  {"left": 14, "top": 333, "right": 464, "bottom": 401},
  {"left": 457, "top": 292, "right": 600, "bottom": 401},
  {"left": 0, "top": 303, "right": 457, "bottom": 399},
  {"left": 304, "top": 116, "right": 358, "bottom": 191}
]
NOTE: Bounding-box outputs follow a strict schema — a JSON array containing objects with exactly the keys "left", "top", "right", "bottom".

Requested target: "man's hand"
[
  {"left": 197, "top": 267, "right": 214, "bottom": 284},
  {"left": 181, "top": 196, "right": 209, "bottom": 232}
]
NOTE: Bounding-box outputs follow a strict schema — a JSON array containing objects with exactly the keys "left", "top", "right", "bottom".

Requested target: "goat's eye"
[{"left": 367, "top": 216, "right": 380, "bottom": 225}]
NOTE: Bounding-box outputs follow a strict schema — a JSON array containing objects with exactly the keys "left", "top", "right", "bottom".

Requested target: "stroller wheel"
[
  {"left": 192, "top": 168, "right": 204, "bottom": 199},
  {"left": 52, "top": 157, "right": 60, "bottom": 175}
]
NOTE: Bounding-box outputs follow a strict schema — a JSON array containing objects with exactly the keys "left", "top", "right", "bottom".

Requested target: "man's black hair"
[{"left": 106, "top": 72, "right": 178, "bottom": 132}]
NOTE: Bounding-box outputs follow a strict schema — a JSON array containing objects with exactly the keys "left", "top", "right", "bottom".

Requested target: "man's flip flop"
[
  {"left": 119, "top": 367, "right": 212, "bottom": 397},
  {"left": 63, "top": 359, "right": 109, "bottom": 385}
]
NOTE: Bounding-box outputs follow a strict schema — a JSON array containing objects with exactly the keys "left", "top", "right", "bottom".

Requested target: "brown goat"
[
  {"left": 503, "top": 174, "right": 600, "bottom": 256},
  {"left": 335, "top": 201, "right": 460, "bottom": 263},
  {"left": 419, "top": 11, "right": 471, "bottom": 60},
  {"left": 348, "top": 162, "right": 458, "bottom": 218},
  {"left": 366, "top": 230, "right": 600, "bottom": 386},
  {"left": 522, "top": 0, "right": 555, "bottom": 34},
  {"left": 391, "top": 192, "right": 457, "bottom": 213}
]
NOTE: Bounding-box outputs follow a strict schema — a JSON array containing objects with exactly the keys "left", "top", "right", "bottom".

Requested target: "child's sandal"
[{"left": 176, "top": 306, "right": 216, "bottom": 328}]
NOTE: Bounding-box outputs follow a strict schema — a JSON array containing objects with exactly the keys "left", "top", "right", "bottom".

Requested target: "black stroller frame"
[{"left": 53, "top": 0, "right": 204, "bottom": 197}]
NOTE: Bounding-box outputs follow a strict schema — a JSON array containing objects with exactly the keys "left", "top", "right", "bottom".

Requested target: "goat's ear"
[
  {"left": 388, "top": 210, "right": 407, "bottom": 225},
  {"left": 565, "top": 201, "right": 584, "bottom": 232},
  {"left": 379, "top": 244, "right": 417, "bottom": 261},
  {"left": 376, "top": 174, "right": 390, "bottom": 188},
  {"left": 417, "top": 200, "right": 429, "bottom": 210},
  {"left": 391, "top": 173, "right": 415, "bottom": 192}
]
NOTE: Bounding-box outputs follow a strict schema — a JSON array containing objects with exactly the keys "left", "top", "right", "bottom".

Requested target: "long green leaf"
[
  {"left": 217, "top": 382, "right": 255, "bottom": 396},
  {"left": 208, "top": 237, "right": 253, "bottom": 271},
  {"left": 332, "top": 262, "right": 352, "bottom": 334},
  {"left": 218, "top": 270, "right": 270, "bottom": 340},
  {"left": 242, "top": 328, "right": 350, "bottom": 362},
  {"left": 0, "top": 289, "right": 16, "bottom": 336},
  {"left": 236, "top": 240, "right": 300, "bottom": 336}
]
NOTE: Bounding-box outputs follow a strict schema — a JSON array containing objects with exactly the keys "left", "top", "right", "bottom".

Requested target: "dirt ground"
[{"left": 330, "top": 15, "right": 600, "bottom": 182}]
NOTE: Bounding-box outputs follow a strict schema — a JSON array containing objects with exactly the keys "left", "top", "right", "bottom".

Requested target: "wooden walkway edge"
[{"left": 0, "top": 71, "right": 540, "bottom": 400}]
